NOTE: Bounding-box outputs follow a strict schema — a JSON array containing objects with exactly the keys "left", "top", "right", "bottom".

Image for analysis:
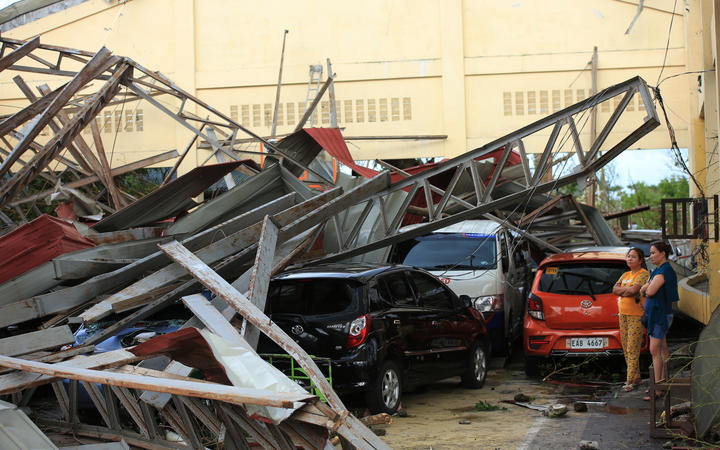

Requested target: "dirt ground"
[{"left": 375, "top": 367, "right": 559, "bottom": 449}]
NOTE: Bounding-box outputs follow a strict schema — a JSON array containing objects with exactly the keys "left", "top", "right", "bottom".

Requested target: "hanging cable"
[{"left": 652, "top": 86, "right": 704, "bottom": 197}]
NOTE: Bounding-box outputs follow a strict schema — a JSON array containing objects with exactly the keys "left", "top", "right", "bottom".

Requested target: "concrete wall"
[{"left": 0, "top": 0, "right": 689, "bottom": 175}]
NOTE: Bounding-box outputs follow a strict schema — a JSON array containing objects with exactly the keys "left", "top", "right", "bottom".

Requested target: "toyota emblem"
[
  {"left": 580, "top": 300, "right": 593, "bottom": 309},
  {"left": 291, "top": 325, "right": 304, "bottom": 336}
]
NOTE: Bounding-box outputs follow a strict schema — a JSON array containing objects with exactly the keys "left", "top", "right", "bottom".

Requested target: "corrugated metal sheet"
[
  {"left": 0, "top": 214, "right": 94, "bottom": 284},
  {"left": 303, "top": 128, "right": 379, "bottom": 178},
  {"left": 93, "top": 161, "right": 243, "bottom": 232}
]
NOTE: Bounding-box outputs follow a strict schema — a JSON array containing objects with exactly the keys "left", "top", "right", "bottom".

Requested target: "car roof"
[
  {"left": 540, "top": 247, "right": 630, "bottom": 267},
  {"left": 399, "top": 219, "right": 500, "bottom": 235},
  {"left": 271, "top": 263, "right": 412, "bottom": 282}
]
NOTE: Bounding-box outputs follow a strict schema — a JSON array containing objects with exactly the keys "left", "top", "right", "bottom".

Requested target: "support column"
[{"left": 439, "top": 0, "right": 467, "bottom": 157}]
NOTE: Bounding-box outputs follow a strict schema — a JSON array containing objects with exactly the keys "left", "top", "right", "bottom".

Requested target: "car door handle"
[
  {"left": 431, "top": 320, "right": 439, "bottom": 327},
  {"left": 393, "top": 320, "right": 401, "bottom": 325}
]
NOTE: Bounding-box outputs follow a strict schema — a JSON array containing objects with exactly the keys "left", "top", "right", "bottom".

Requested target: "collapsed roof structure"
[{"left": 0, "top": 36, "right": 669, "bottom": 448}]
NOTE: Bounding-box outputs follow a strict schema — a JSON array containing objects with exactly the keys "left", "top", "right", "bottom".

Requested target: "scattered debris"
[
  {"left": 361, "top": 413, "right": 394, "bottom": 426},
  {"left": 475, "top": 400, "right": 504, "bottom": 411},
  {"left": 543, "top": 404, "right": 569, "bottom": 418},
  {"left": 0, "top": 34, "right": 664, "bottom": 449},
  {"left": 578, "top": 440, "right": 599, "bottom": 450},
  {"left": 573, "top": 402, "right": 588, "bottom": 413},
  {"left": 514, "top": 393, "right": 532, "bottom": 403}
]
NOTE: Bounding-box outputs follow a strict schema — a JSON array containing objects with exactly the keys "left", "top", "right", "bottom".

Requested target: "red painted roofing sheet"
[
  {"left": 0, "top": 214, "right": 95, "bottom": 283},
  {"left": 303, "top": 128, "right": 379, "bottom": 178}
]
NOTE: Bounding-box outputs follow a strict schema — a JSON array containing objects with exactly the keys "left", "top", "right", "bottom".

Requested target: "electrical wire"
[{"left": 656, "top": 0, "right": 678, "bottom": 87}]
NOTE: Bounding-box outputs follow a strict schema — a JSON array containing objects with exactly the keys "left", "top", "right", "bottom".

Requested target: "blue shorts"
[{"left": 649, "top": 314, "right": 673, "bottom": 339}]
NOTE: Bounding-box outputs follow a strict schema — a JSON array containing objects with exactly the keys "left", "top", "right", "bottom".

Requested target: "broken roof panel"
[
  {"left": 304, "top": 127, "right": 379, "bottom": 178},
  {"left": 92, "top": 161, "right": 244, "bottom": 232},
  {"left": 167, "top": 163, "right": 316, "bottom": 236},
  {"left": 0, "top": 214, "right": 94, "bottom": 284}
]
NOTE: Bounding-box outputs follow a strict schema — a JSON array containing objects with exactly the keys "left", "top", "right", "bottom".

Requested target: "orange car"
[{"left": 523, "top": 247, "right": 649, "bottom": 375}]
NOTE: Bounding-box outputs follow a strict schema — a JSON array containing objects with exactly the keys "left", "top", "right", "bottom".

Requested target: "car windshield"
[
  {"left": 538, "top": 262, "right": 627, "bottom": 296},
  {"left": 267, "top": 278, "right": 363, "bottom": 316},
  {"left": 393, "top": 233, "right": 497, "bottom": 271}
]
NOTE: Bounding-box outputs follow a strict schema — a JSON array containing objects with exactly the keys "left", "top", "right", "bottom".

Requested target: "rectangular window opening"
[
  {"left": 367, "top": 99, "right": 376, "bottom": 122},
  {"left": 241, "top": 105, "right": 250, "bottom": 126},
  {"left": 515, "top": 91, "right": 524, "bottom": 115},
  {"left": 552, "top": 90, "right": 561, "bottom": 112},
  {"left": 403, "top": 97, "right": 412, "bottom": 120},
  {"left": 356, "top": 99, "right": 364, "bottom": 122},
  {"left": 540, "top": 91, "right": 549, "bottom": 114},
  {"left": 527, "top": 91, "right": 536, "bottom": 115},
  {"left": 344, "top": 100, "right": 353, "bottom": 123},
  {"left": 503, "top": 92, "right": 512, "bottom": 116}
]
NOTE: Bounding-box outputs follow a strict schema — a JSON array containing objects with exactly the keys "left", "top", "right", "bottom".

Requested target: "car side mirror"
[
  {"left": 458, "top": 294, "right": 472, "bottom": 309},
  {"left": 501, "top": 255, "right": 509, "bottom": 272}
]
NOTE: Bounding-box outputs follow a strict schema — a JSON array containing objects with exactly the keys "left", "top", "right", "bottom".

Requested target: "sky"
[{"left": 602, "top": 147, "right": 688, "bottom": 189}]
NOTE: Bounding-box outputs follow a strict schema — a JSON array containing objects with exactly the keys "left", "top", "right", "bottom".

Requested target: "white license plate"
[{"left": 567, "top": 337, "right": 606, "bottom": 349}]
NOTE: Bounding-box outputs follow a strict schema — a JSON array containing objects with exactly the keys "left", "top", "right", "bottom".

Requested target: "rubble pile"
[{"left": 0, "top": 36, "right": 663, "bottom": 448}]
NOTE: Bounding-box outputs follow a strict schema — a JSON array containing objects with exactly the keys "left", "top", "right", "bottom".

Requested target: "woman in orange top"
[{"left": 612, "top": 247, "right": 650, "bottom": 392}]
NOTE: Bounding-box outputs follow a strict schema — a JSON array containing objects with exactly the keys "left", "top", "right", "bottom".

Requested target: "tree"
[{"left": 618, "top": 176, "right": 689, "bottom": 229}]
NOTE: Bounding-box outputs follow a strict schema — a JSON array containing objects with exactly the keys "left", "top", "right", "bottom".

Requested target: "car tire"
[
  {"left": 366, "top": 360, "right": 402, "bottom": 415},
  {"left": 461, "top": 340, "right": 488, "bottom": 388},
  {"left": 524, "top": 355, "right": 541, "bottom": 377}
]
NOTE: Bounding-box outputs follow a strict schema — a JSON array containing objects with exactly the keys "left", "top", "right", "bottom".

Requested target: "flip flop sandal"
[{"left": 622, "top": 384, "right": 636, "bottom": 392}]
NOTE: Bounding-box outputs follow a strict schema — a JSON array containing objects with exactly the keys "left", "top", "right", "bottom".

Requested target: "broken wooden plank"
[
  {"left": 181, "top": 294, "right": 247, "bottom": 347},
  {"left": 0, "top": 195, "right": 296, "bottom": 328},
  {"left": 0, "top": 60, "right": 129, "bottom": 208},
  {"left": 0, "top": 349, "right": 141, "bottom": 395},
  {"left": 0, "top": 325, "right": 75, "bottom": 357},
  {"left": 78, "top": 188, "right": 338, "bottom": 323},
  {"left": 35, "top": 419, "right": 183, "bottom": 450},
  {"left": 157, "top": 240, "right": 345, "bottom": 413},
  {"left": 0, "top": 47, "right": 115, "bottom": 180},
  {"left": 0, "top": 37, "right": 40, "bottom": 73},
  {"left": 0, "top": 354, "right": 313, "bottom": 408},
  {"left": 139, "top": 227, "right": 320, "bottom": 409},
  {"left": 53, "top": 258, "right": 137, "bottom": 280},
  {"left": 244, "top": 215, "right": 279, "bottom": 349}
]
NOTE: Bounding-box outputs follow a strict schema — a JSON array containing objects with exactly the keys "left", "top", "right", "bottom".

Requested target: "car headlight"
[
  {"left": 473, "top": 296, "right": 495, "bottom": 312},
  {"left": 473, "top": 295, "right": 504, "bottom": 312}
]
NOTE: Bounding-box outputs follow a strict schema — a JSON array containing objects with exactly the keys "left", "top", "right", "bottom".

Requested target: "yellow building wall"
[{"left": 0, "top": 0, "right": 690, "bottom": 172}]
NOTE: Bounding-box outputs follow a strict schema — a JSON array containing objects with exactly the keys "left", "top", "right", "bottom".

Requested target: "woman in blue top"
[{"left": 639, "top": 240, "right": 679, "bottom": 400}]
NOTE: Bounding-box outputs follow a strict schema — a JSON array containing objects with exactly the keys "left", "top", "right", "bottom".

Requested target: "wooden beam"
[
  {"left": 0, "top": 47, "right": 115, "bottom": 179},
  {"left": 0, "top": 349, "right": 141, "bottom": 395},
  {"left": 244, "top": 215, "right": 279, "bottom": 349},
  {"left": 13, "top": 76, "right": 95, "bottom": 175},
  {"left": 0, "top": 37, "right": 39, "bottom": 72},
  {"left": 90, "top": 101, "right": 126, "bottom": 209},
  {"left": 79, "top": 187, "right": 342, "bottom": 323},
  {"left": 8, "top": 150, "right": 178, "bottom": 207},
  {"left": 0, "top": 60, "right": 128, "bottom": 208},
  {"left": 157, "top": 240, "right": 345, "bottom": 413},
  {"left": 0, "top": 354, "right": 312, "bottom": 408},
  {"left": 181, "top": 294, "right": 247, "bottom": 347},
  {"left": 0, "top": 325, "right": 75, "bottom": 357}
]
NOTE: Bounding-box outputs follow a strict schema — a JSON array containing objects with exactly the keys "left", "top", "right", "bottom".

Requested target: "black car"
[{"left": 259, "top": 263, "right": 489, "bottom": 414}]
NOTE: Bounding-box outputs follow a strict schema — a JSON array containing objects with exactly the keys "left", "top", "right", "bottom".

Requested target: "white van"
[{"left": 390, "top": 220, "right": 526, "bottom": 356}]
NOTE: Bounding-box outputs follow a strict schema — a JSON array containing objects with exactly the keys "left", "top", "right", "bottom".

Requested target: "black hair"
[
  {"left": 627, "top": 247, "right": 647, "bottom": 269},
  {"left": 650, "top": 240, "right": 673, "bottom": 259}
]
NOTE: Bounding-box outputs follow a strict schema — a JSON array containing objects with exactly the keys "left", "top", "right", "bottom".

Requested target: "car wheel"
[
  {"left": 524, "top": 355, "right": 541, "bottom": 377},
  {"left": 366, "top": 360, "right": 402, "bottom": 414},
  {"left": 461, "top": 340, "right": 488, "bottom": 388}
]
